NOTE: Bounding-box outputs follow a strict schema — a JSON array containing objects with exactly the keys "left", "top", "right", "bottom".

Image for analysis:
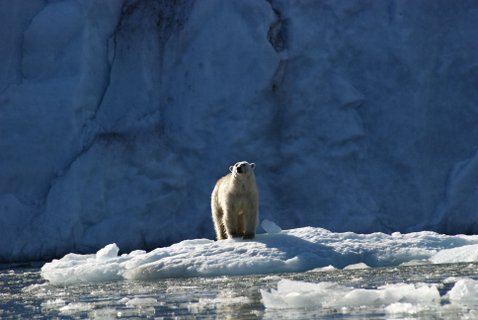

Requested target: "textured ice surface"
[
  {"left": 261, "top": 279, "right": 440, "bottom": 310},
  {"left": 447, "top": 279, "right": 478, "bottom": 305},
  {"left": 2, "top": 0, "right": 478, "bottom": 262},
  {"left": 41, "top": 226, "right": 478, "bottom": 285},
  {"left": 262, "top": 278, "right": 478, "bottom": 313}
]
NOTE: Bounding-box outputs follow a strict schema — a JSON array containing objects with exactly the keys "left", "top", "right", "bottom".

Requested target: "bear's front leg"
[
  {"left": 243, "top": 211, "right": 257, "bottom": 240},
  {"left": 243, "top": 233, "right": 255, "bottom": 240},
  {"left": 223, "top": 210, "right": 241, "bottom": 238}
]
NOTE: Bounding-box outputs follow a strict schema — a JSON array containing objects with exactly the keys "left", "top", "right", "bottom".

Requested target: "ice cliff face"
[{"left": 1, "top": 0, "right": 478, "bottom": 262}]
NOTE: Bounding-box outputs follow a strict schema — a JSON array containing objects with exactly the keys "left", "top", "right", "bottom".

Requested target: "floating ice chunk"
[
  {"left": 261, "top": 279, "right": 440, "bottom": 310},
  {"left": 188, "top": 289, "right": 251, "bottom": 314},
  {"left": 343, "top": 262, "right": 369, "bottom": 270},
  {"left": 443, "top": 276, "right": 459, "bottom": 284},
  {"left": 307, "top": 265, "right": 337, "bottom": 272},
  {"left": 399, "top": 259, "right": 429, "bottom": 266},
  {"left": 41, "top": 245, "right": 124, "bottom": 284},
  {"left": 430, "top": 244, "right": 478, "bottom": 264},
  {"left": 261, "top": 280, "right": 333, "bottom": 309},
  {"left": 261, "top": 220, "right": 282, "bottom": 234},
  {"left": 385, "top": 302, "right": 427, "bottom": 314},
  {"left": 448, "top": 279, "right": 478, "bottom": 305},
  {"left": 96, "top": 243, "right": 119, "bottom": 260}
]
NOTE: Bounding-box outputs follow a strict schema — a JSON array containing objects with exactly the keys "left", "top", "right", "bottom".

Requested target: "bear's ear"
[
  {"left": 229, "top": 165, "right": 234, "bottom": 172},
  {"left": 250, "top": 163, "right": 256, "bottom": 169}
]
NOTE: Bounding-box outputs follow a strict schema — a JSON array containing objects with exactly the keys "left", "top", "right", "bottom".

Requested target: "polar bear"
[{"left": 211, "top": 161, "right": 259, "bottom": 240}]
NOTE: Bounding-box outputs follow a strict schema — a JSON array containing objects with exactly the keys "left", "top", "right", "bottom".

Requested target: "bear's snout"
[{"left": 237, "top": 165, "right": 244, "bottom": 173}]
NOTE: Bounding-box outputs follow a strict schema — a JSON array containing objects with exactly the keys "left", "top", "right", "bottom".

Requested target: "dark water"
[{"left": 1, "top": 263, "right": 478, "bottom": 319}]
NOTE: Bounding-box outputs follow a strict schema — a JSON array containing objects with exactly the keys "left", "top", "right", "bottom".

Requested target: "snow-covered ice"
[{"left": 41, "top": 225, "right": 478, "bottom": 285}]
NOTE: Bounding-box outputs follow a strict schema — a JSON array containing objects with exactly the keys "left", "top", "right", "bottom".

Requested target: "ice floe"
[{"left": 41, "top": 224, "right": 478, "bottom": 285}]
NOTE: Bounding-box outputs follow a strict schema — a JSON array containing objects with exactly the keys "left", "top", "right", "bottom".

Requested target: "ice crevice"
[
  {"left": 266, "top": 0, "right": 287, "bottom": 54},
  {"left": 79, "top": 3, "right": 122, "bottom": 149},
  {"left": 265, "top": 0, "right": 288, "bottom": 93},
  {"left": 43, "top": 3, "right": 126, "bottom": 206},
  {"left": 17, "top": 1, "right": 48, "bottom": 83}
]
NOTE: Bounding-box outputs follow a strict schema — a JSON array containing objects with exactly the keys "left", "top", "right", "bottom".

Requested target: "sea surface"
[{"left": 1, "top": 262, "right": 478, "bottom": 319}]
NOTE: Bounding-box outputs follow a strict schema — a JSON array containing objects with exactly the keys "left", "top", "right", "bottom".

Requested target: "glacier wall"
[{"left": 1, "top": 0, "right": 478, "bottom": 262}]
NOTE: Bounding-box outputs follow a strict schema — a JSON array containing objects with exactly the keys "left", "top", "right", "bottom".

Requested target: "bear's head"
[{"left": 229, "top": 161, "right": 255, "bottom": 177}]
